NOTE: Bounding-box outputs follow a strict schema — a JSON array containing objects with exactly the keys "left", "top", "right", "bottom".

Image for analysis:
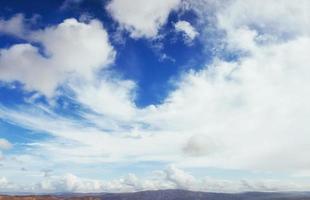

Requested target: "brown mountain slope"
[{"left": 1, "top": 190, "right": 310, "bottom": 200}]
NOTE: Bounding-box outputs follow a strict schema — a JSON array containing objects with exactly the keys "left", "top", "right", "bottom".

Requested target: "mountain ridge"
[{"left": 1, "top": 189, "right": 310, "bottom": 200}]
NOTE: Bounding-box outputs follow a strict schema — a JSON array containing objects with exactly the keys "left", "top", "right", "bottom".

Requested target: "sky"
[{"left": 0, "top": 0, "right": 310, "bottom": 193}]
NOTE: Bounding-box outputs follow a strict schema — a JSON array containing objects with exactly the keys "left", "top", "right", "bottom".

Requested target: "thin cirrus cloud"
[{"left": 0, "top": 0, "right": 310, "bottom": 193}]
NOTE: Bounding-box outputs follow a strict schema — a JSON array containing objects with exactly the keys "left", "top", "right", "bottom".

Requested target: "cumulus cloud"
[
  {"left": 0, "top": 14, "right": 26, "bottom": 37},
  {"left": 0, "top": 17, "right": 114, "bottom": 97},
  {"left": 175, "top": 20, "right": 199, "bottom": 42},
  {"left": 132, "top": 0, "right": 310, "bottom": 173},
  {"left": 1, "top": 166, "right": 310, "bottom": 193},
  {"left": 106, "top": 0, "right": 181, "bottom": 38},
  {"left": 146, "top": 36, "right": 310, "bottom": 171},
  {"left": 2, "top": 11, "right": 310, "bottom": 177},
  {"left": 163, "top": 165, "right": 196, "bottom": 189}
]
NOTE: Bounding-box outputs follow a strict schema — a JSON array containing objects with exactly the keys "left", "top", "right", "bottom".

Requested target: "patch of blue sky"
[
  {"left": 57, "top": 161, "right": 170, "bottom": 180},
  {"left": 0, "top": 34, "right": 27, "bottom": 49},
  {"left": 0, "top": 118, "right": 53, "bottom": 152},
  {"left": 0, "top": 86, "right": 85, "bottom": 125},
  {"left": 0, "top": 82, "right": 30, "bottom": 107},
  {"left": 111, "top": 15, "right": 208, "bottom": 107},
  {"left": 0, "top": 0, "right": 211, "bottom": 109}
]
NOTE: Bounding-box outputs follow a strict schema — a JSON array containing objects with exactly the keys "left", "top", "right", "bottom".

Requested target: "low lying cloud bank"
[{"left": 1, "top": 166, "right": 309, "bottom": 193}]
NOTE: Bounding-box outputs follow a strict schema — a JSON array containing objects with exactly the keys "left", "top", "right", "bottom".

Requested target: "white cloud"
[
  {"left": 163, "top": 165, "right": 196, "bottom": 189},
  {"left": 215, "top": 0, "right": 310, "bottom": 52},
  {"left": 175, "top": 20, "right": 199, "bottom": 41},
  {"left": 0, "top": 139, "right": 12, "bottom": 150},
  {"left": 69, "top": 76, "right": 137, "bottom": 121},
  {"left": 217, "top": 0, "right": 310, "bottom": 38},
  {"left": 0, "top": 17, "right": 115, "bottom": 97},
  {"left": 145, "top": 36, "right": 310, "bottom": 172},
  {"left": 106, "top": 0, "right": 181, "bottom": 38},
  {"left": 137, "top": 0, "right": 310, "bottom": 173},
  {"left": 1, "top": 166, "right": 310, "bottom": 193},
  {"left": 0, "top": 14, "right": 26, "bottom": 37},
  {"left": 2, "top": 31, "right": 310, "bottom": 178}
]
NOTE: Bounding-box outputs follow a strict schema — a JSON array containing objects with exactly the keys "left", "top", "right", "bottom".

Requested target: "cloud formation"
[
  {"left": 0, "top": 17, "right": 114, "bottom": 97},
  {"left": 106, "top": 0, "right": 181, "bottom": 38},
  {"left": 175, "top": 20, "right": 199, "bottom": 42},
  {"left": 1, "top": 165, "right": 309, "bottom": 193},
  {"left": 0, "top": 14, "right": 26, "bottom": 37},
  {"left": 0, "top": 0, "right": 310, "bottom": 193}
]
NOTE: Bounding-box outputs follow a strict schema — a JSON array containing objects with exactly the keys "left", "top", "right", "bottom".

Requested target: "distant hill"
[{"left": 1, "top": 189, "right": 310, "bottom": 200}]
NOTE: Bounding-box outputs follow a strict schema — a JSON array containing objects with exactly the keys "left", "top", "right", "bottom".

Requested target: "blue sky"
[{"left": 0, "top": 0, "right": 310, "bottom": 193}]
